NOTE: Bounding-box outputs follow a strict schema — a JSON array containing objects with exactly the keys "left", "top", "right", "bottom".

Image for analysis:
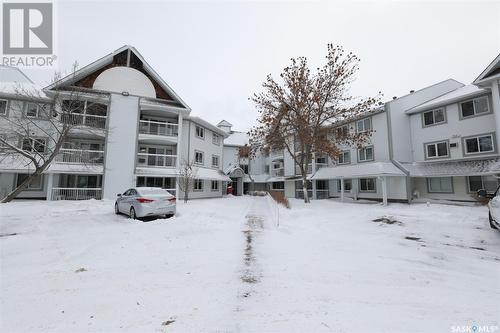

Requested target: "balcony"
[
  {"left": 61, "top": 113, "right": 107, "bottom": 129},
  {"left": 315, "top": 163, "right": 328, "bottom": 171},
  {"left": 271, "top": 168, "right": 284, "bottom": 177},
  {"left": 137, "top": 153, "right": 177, "bottom": 168},
  {"left": 139, "top": 120, "right": 178, "bottom": 137},
  {"left": 55, "top": 148, "right": 104, "bottom": 164},
  {"left": 295, "top": 164, "right": 313, "bottom": 175},
  {"left": 52, "top": 187, "right": 102, "bottom": 200}
]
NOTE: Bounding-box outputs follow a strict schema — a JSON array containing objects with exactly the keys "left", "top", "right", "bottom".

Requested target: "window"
[
  {"left": 195, "top": 125, "right": 205, "bottom": 139},
  {"left": 356, "top": 118, "right": 372, "bottom": 133},
  {"left": 194, "top": 151, "right": 204, "bottom": 164},
  {"left": 360, "top": 178, "right": 376, "bottom": 192},
  {"left": 212, "top": 133, "right": 220, "bottom": 145},
  {"left": 336, "top": 125, "right": 349, "bottom": 138},
  {"left": 337, "top": 179, "right": 352, "bottom": 192},
  {"left": 358, "top": 146, "right": 374, "bottom": 162},
  {"left": 272, "top": 182, "right": 284, "bottom": 190},
  {"left": 240, "top": 164, "right": 249, "bottom": 174},
  {"left": 22, "top": 138, "right": 47, "bottom": 153},
  {"left": 26, "top": 103, "right": 49, "bottom": 118},
  {"left": 16, "top": 173, "right": 43, "bottom": 190},
  {"left": 426, "top": 177, "right": 453, "bottom": 193},
  {"left": 0, "top": 99, "right": 7, "bottom": 115},
  {"left": 194, "top": 179, "right": 203, "bottom": 191},
  {"left": 468, "top": 176, "right": 499, "bottom": 193},
  {"left": 265, "top": 165, "right": 270, "bottom": 173},
  {"left": 425, "top": 141, "right": 449, "bottom": 159},
  {"left": 423, "top": 108, "right": 445, "bottom": 126},
  {"left": 460, "top": 96, "right": 489, "bottom": 118},
  {"left": 136, "top": 177, "right": 175, "bottom": 189},
  {"left": 464, "top": 134, "right": 494, "bottom": 155},
  {"left": 338, "top": 151, "right": 350, "bottom": 164},
  {"left": 211, "top": 181, "right": 219, "bottom": 191},
  {"left": 212, "top": 155, "right": 219, "bottom": 167}
]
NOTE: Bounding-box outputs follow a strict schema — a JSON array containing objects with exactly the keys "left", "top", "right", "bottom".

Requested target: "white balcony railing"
[
  {"left": 61, "top": 113, "right": 107, "bottom": 129},
  {"left": 315, "top": 163, "right": 328, "bottom": 171},
  {"left": 139, "top": 120, "right": 178, "bottom": 137},
  {"left": 55, "top": 148, "right": 104, "bottom": 164},
  {"left": 137, "top": 153, "right": 177, "bottom": 168},
  {"left": 52, "top": 188, "right": 102, "bottom": 200},
  {"left": 271, "top": 169, "right": 284, "bottom": 177}
]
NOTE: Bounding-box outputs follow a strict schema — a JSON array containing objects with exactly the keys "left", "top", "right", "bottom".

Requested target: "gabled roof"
[
  {"left": 405, "top": 84, "right": 488, "bottom": 114},
  {"left": 0, "top": 66, "right": 47, "bottom": 99},
  {"left": 224, "top": 131, "right": 249, "bottom": 147},
  {"left": 217, "top": 120, "right": 233, "bottom": 127},
  {"left": 45, "top": 45, "right": 190, "bottom": 109},
  {"left": 186, "top": 116, "right": 229, "bottom": 137},
  {"left": 474, "top": 53, "right": 500, "bottom": 84}
]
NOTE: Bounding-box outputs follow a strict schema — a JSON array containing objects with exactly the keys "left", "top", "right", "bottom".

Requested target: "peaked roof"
[
  {"left": 0, "top": 66, "right": 46, "bottom": 99},
  {"left": 46, "top": 45, "right": 190, "bottom": 109},
  {"left": 217, "top": 119, "right": 233, "bottom": 127},
  {"left": 474, "top": 53, "right": 500, "bottom": 84}
]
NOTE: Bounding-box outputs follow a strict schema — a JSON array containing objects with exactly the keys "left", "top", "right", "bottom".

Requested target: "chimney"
[
  {"left": 409, "top": 90, "right": 415, "bottom": 94},
  {"left": 392, "top": 96, "right": 397, "bottom": 100}
]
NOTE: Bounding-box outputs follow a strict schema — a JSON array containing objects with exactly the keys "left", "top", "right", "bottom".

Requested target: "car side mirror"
[
  {"left": 477, "top": 189, "right": 487, "bottom": 198},
  {"left": 117, "top": 193, "right": 122, "bottom": 197}
]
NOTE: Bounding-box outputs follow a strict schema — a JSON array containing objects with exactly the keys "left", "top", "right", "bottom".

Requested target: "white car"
[
  {"left": 115, "top": 187, "right": 176, "bottom": 220},
  {"left": 479, "top": 187, "right": 500, "bottom": 230}
]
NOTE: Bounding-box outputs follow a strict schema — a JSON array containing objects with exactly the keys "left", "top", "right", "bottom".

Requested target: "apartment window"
[
  {"left": 193, "top": 179, "right": 203, "bottom": 191},
  {"left": 26, "top": 102, "right": 49, "bottom": 118},
  {"left": 272, "top": 182, "right": 284, "bottom": 190},
  {"left": 211, "top": 180, "right": 219, "bottom": 191},
  {"left": 356, "top": 118, "right": 372, "bottom": 133},
  {"left": 337, "top": 179, "right": 352, "bottom": 192},
  {"left": 212, "top": 155, "right": 220, "bottom": 167},
  {"left": 468, "top": 176, "right": 499, "bottom": 193},
  {"left": 265, "top": 165, "right": 270, "bottom": 173},
  {"left": 360, "top": 178, "right": 376, "bottom": 192},
  {"left": 427, "top": 177, "right": 453, "bottom": 193},
  {"left": 240, "top": 164, "right": 249, "bottom": 174},
  {"left": 16, "top": 173, "right": 43, "bottom": 190},
  {"left": 358, "top": 146, "right": 374, "bottom": 162},
  {"left": 0, "top": 99, "right": 7, "bottom": 115},
  {"left": 195, "top": 125, "right": 205, "bottom": 139},
  {"left": 460, "top": 96, "right": 490, "bottom": 118},
  {"left": 338, "top": 151, "right": 350, "bottom": 164},
  {"left": 194, "top": 151, "right": 204, "bottom": 164},
  {"left": 336, "top": 125, "right": 349, "bottom": 138},
  {"left": 22, "top": 137, "right": 47, "bottom": 153},
  {"left": 212, "top": 133, "right": 221, "bottom": 145},
  {"left": 425, "top": 141, "right": 449, "bottom": 159},
  {"left": 423, "top": 108, "right": 445, "bottom": 126},
  {"left": 464, "top": 134, "right": 494, "bottom": 155}
]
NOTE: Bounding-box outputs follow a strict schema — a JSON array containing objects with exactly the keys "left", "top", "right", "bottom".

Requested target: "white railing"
[
  {"left": 271, "top": 169, "right": 284, "bottom": 177},
  {"left": 139, "top": 120, "right": 178, "bottom": 137},
  {"left": 55, "top": 148, "right": 104, "bottom": 164},
  {"left": 61, "top": 113, "right": 107, "bottom": 129},
  {"left": 316, "top": 189, "right": 329, "bottom": 199},
  {"left": 315, "top": 163, "right": 328, "bottom": 171},
  {"left": 137, "top": 153, "right": 177, "bottom": 167},
  {"left": 51, "top": 188, "right": 102, "bottom": 200}
]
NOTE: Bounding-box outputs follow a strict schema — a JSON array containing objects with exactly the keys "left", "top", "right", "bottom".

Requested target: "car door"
[
  {"left": 490, "top": 187, "right": 500, "bottom": 222},
  {"left": 118, "top": 189, "right": 131, "bottom": 212}
]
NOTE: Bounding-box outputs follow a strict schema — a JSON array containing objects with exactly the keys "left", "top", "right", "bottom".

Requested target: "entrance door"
[{"left": 231, "top": 177, "right": 238, "bottom": 195}]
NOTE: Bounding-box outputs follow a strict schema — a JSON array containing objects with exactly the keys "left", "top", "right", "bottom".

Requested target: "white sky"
[{"left": 25, "top": 0, "right": 500, "bottom": 132}]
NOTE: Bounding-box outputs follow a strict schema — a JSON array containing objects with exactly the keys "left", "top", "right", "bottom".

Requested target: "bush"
[{"left": 269, "top": 190, "right": 290, "bottom": 208}]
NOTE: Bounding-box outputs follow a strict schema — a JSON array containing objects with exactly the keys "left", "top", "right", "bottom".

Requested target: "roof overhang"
[
  {"left": 311, "top": 162, "right": 406, "bottom": 180},
  {"left": 474, "top": 53, "right": 500, "bottom": 85}
]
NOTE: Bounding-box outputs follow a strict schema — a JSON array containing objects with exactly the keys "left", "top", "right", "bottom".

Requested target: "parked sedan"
[
  {"left": 478, "top": 187, "right": 500, "bottom": 230},
  {"left": 115, "top": 187, "right": 176, "bottom": 219}
]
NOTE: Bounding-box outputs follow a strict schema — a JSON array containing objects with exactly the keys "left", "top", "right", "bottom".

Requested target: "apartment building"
[{"left": 0, "top": 46, "right": 230, "bottom": 201}]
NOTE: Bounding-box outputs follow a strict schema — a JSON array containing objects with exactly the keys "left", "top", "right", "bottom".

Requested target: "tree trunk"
[
  {"left": 302, "top": 176, "right": 310, "bottom": 204},
  {"left": 184, "top": 190, "right": 188, "bottom": 203},
  {"left": 1, "top": 171, "right": 43, "bottom": 203}
]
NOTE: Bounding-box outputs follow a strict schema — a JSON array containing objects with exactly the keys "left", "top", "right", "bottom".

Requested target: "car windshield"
[{"left": 137, "top": 188, "right": 170, "bottom": 196}]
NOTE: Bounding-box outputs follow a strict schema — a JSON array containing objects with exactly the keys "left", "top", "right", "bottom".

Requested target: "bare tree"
[
  {"left": 249, "top": 44, "right": 381, "bottom": 203},
  {"left": 0, "top": 64, "right": 108, "bottom": 203},
  {"left": 177, "top": 159, "right": 197, "bottom": 203}
]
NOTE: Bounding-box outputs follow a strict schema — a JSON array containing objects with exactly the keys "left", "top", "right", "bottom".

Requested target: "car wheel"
[
  {"left": 130, "top": 207, "right": 137, "bottom": 220},
  {"left": 489, "top": 212, "right": 498, "bottom": 230},
  {"left": 115, "top": 202, "right": 119, "bottom": 215}
]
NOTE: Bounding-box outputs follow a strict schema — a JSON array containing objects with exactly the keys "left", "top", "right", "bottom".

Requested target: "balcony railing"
[
  {"left": 271, "top": 169, "right": 284, "bottom": 177},
  {"left": 55, "top": 148, "right": 104, "bottom": 164},
  {"left": 139, "top": 120, "right": 178, "bottom": 137},
  {"left": 61, "top": 113, "right": 107, "bottom": 129},
  {"left": 52, "top": 188, "right": 102, "bottom": 200},
  {"left": 316, "top": 189, "right": 329, "bottom": 199},
  {"left": 315, "top": 163, "right": 328, "bottom": 171},
  {"left": 137, "top": 153, "right": 177, "bottom": 168}
]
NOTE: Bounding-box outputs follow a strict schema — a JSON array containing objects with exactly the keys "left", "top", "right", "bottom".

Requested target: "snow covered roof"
[
  {"left": 186, "top": 116, "right": 229, "bottom": 137},
  {"left": 195, "top": 167, "right": 231, "bottom": 181},
  {"left": 0, "top": 66, "right": 46, "bottom": 99},
  {"left": 217, "top": 120, "right": 232, "bottom": 127},
  {"left": 224, "top": 131, "right": 249, "bottom": 147},
  {"left": 405, "top": 85, "right": 487, "bottom": 114},
  {"left": 135, "top": 168, "right": 178, "bottom": 177},
  {"left": 267, "top": 176, "right": 286, "bottom": 182},
  {"left": 311, "top": 162, "right": 406, "bottom": 180},
  {"left": 244, "top": 174, "right": 270, "bottom": 183},
  {"left": 474, "top": 52, "right": 500, "bottom": 84},
  {"left": 400, "top": 158, "right": 500, "bottom": 177}
]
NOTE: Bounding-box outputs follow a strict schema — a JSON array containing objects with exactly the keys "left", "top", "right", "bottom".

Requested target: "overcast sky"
[{"left": 25, "top": 0, "right": 500, "bottom": 131}]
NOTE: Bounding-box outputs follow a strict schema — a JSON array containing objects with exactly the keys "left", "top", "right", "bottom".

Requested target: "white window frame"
[
  {"left": 463, "top": 134, "right": 495, "bottom": 155},
  {"left": 195, "top": 125, "right": 205, "bottom": 139},
  {"left": 335, "top": 125, "right": 349, "bottom": 138},
  {"left": 194, "top": 150, "right": 204, "bottom": 165},
  {"left": 211, "top": 155, "right": 220, "bottom": 168},
  {"left": 16, "top": 173, "right": 44, "bottom": 190},
  {"left": 359, "top": 178, "right": 376, "bottom": 192},
  {"left": 0, "top": 99, "right": 8, "bottom": 116},
  {"left": 358, "top": 146, "right": 374, "bottom": 162},
  {"left": 356, "top": 117, "right": 372, "bottom": 133},
  {"left": 211, "top": 180, "right": 219, "bottom": 191},
  {"left": 193, "top": 179, "right": 203, "bottom": 191},
  {"left": 212, "top": 133, "right": 220, "bottom": 145},
  {"left": 427, "top": 177, "right": 453, "bottom": 193},
  {"left": 26, "top": 102, "right": 48, "bottom": 119},
  {"left": 422, "top": 108, "right": 446, "bottom": 127},
  {"left": 459, "top": 96, "right": 490, "bottom": 119},
  {"left": 337, "top": 150, "right": 351, "bottom": 165},
  {"left": 424, "top": 140, "right": 449, "bottom": 159},
  {"left": 337, "top": 179, "right": 352, "bottom": 192},
  {"left": 22, "top": 137, "right": 47, "bottom": 153}
]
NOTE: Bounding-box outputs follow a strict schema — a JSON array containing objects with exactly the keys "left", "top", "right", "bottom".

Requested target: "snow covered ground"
[{"left": 0, "top": 196, "right": 499, "bottom": 333}]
